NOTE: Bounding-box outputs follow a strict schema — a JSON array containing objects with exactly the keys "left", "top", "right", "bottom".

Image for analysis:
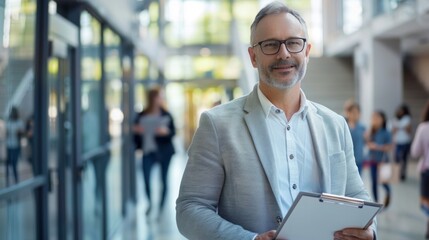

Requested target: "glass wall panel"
[
  {"left": 164, "top": 0, "right": 231, "bottom": 47},
  {"left": 81, "top": 11, "right": 102, "bottom": 153},
  {"left": 165, "top": 56, "right": 241, "bottom": 80},
  {"left": 0, "top": 0, "right": 37, "bottom": 188},
  {"left": 103, "top": 28, "right": 123, "bottom": 235},
  {"left": 134, "top": 84, "right": 147, "bottom": 113},
  {"left": 0, "top": 191, "right": 36, "bottom": 240},
  {"left": 82, "top": 156, "right": 103, "bottom": 240},
  {"left": 342, "top": 0, "right": 363, "bottom": 34},
  {"left": 373, "top": 0, "right": 413, "bottom": 16},
  {"left": 134, "top": 55, "right": 149, "bottom": 81},
  {"left": 80, "top": 11, "right": 103, "bottom": 240},
  {"left": 232, "top": 1, "right": 259, "bottom": 44}
]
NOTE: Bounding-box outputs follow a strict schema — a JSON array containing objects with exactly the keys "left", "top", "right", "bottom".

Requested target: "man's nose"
[{"left": 277, "top": 43, "right": 291, "bottom": 60}]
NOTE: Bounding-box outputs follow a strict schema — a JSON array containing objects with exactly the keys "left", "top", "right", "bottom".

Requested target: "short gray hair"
[{"left": 250, "top": 1, "right": 308, "bottom": 45}]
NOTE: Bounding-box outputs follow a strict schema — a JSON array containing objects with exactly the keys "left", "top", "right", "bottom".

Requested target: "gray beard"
[{"left": 260, "top": 60, "right": 307, "bottom": 89}]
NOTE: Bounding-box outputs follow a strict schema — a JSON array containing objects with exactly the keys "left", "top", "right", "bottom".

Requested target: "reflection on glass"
[
  {"left": 0, "top": 192, "right": 36, "bottom": 239},
  {"left": 0, "top": 0, "right": 36, "bottom": 188},
  {"left": 82, "top": 158, "right": 102, "bottom": 240},
  {"left": 134, "top": 84, "right": 147, "bottom": 113},
  {"left": 80, "top": 11, "right": 104, "bottom": 240},
  {"left": 103, "top": 27, "right": 123, "bottom": 236},
  {"left": 81, "top": 11, "right": 102, "bottom": 154},
  {"left": 134, "top": 55, "right": 149, "bottom": 80}
]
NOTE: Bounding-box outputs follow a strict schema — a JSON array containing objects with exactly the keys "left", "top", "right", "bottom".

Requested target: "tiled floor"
[{"left": 113, "top": 154, "right": 427, "bottom": 240}]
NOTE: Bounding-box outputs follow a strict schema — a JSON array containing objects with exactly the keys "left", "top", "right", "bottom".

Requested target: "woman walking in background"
[
  {"left": 392, "top": 104, "right": 412, "bottom": 181},
  {"left": 410, "top": 102, "right": 429, "bottom": 239},
  {"left": 6, "top": 106, "right": 24, "bottom": 185},
  {"left": 133, "top": 87, "right": 176, "bottom": 217},
  {"left": 366, "top": 110, "right": 392, "bottom": 207}
]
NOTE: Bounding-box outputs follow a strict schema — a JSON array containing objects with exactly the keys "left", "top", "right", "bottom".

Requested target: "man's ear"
[
  {"left": 248, "top": 47, "right": 258, "bottom": 68},
  {"left": 305, "top": 42, "right": 312, "bottom": 63}
]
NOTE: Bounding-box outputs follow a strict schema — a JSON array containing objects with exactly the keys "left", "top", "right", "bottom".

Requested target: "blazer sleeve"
[
  {"left": 342, "top": 119, "right": 378, "bottom": 238},
  {"left": 176, "top": 112, "right": 257, "bottom": 240}
]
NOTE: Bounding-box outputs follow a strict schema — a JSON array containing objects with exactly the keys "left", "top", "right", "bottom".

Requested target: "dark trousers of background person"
[
  {"left": 370, "top": 162, "right": 391, "bottom": 205},
  {"left": 395, "top": 143, "right": 411, "bottom": 181},
  {"left": 6, "top": 147, "right": 20, "bottom": 184},
  {"left": 142, "top": 151, "right": 172, "bottom": 215}
]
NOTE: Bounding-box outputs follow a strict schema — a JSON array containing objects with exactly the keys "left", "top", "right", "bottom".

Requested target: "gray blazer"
[{"left": 176, "top": 86, "right": 376, "bottom": 240}]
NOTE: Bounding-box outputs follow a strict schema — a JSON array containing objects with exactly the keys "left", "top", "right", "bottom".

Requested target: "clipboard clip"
[{"left": 319, "top": 193, "right": 365, "bottom": 208}]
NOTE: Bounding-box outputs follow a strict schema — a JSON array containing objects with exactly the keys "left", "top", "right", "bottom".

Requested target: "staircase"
[
  {"left": 403, "top": 58, "right": 429, "bottom": 130},
  {"left": 302, "top": 56, "right": 355, "bottom": 115}
]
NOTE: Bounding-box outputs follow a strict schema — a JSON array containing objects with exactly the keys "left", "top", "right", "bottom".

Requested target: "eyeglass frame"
[{"left": 252, "top": 37, "right": 307, "bottom": 55}]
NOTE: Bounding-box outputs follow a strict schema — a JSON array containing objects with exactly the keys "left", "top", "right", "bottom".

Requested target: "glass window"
[
  {"left": 164, "top": 0, "right": 232, "bottom": 47},
  {"left": 103, "top": 27, "right": 123, "bottom": 235},
  {"left": 233, "top": 1, "right": 259, "bottom": 44},
  {"left": 0, "top": 0, "right": 37, "bottom": 188},
  {"left": 165, "top": 55, "right": 241, "bottom": 80},
  {"left": 134, "top": 55, "right": 149, "bottom": 81},
  {"left": 134, "top": 84, "right": 146, "bottom": 113},
  {"left": 342, "top": 0, "right": 363, "bottom": 34},
  {"left": 0, "top": 192, "right": 37, "bottom": 239},
  {"left": 80, "top": 11, "right": 102, "bottom": 154}
]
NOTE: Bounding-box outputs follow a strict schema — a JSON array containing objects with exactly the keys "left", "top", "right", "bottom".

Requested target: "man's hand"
[
  {"left": 334, "top": 227, "right": 374, "bottom": 240},
  {"left": 255, "top": 230, "right": 277, "bottom": 240}
]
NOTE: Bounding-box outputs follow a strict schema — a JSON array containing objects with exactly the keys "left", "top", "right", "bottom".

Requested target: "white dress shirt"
[{"left": 257, "top": 86, "right": 322, "bottom": 216}]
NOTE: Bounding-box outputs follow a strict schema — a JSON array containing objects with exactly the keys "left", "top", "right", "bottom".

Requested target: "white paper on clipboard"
[{"left": 275, "top": 192, "right": 383, "bottom": 240}]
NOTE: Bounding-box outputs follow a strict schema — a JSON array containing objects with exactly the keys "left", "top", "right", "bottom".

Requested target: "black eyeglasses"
[{"left": 252, "top": 37, "right": 307, "bottom": 55}]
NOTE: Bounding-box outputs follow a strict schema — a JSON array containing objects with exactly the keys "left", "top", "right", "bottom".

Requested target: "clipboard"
[{"left": 275, "top": 192, "right": 383, "bottom": 240}]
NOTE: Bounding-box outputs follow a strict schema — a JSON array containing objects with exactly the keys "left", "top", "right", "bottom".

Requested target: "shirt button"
[
  {"left": 292, "top": 184, "right": 297, "bottom": 189},
  {"left": 287, "top": 125, "right": 290, "bottom": 131},
  {"left": 289, "top": 154, "right": 294, "bottom": 160},
  {"left": 276, "top": 216, "right": 282, "bottom": 224},
  {"left": 275, "top": 109, "right": 281, "bottom": 114}
]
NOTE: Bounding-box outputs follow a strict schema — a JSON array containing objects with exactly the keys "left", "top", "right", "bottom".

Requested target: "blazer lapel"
[
  {"left": 307, "top": 103, "right": 331, "bottom": 193},
  {"left": 243, "top": 87, "right": 281, "bottom": 207}
]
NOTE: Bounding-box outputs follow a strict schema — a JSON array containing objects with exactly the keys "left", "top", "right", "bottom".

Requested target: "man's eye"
[
  {"left": 263, "top": 42, "right": 279, "bottom": 48},
  {"left": 287, "top": 41, "right": 300, "bottom": 46}
]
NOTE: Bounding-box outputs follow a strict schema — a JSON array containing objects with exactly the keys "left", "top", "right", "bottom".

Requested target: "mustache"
[{"left": 269, "top": 60, "right": 297, "bottom": 70}]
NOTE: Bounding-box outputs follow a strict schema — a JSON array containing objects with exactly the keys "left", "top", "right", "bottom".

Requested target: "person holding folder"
[{"left": 176, "top": 2, "right": 376, "bottom": 240}]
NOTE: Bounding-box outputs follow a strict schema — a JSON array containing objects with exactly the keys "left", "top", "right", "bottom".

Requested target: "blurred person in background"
[
  {"left": 6, "top": 106, "right": 24, "bottom": 185},
  {"left": 25, "top": 115, "right": 34, "bottom": 174},
  {"left": 410, "top": 101, "right": 429, "bottom": 239},
  {"left": 366, "top": 110, "right": 392, "bottom": 207},
  {"left": 392, "top": 104, "right": 412, "bottom": 181},
  {"left": 345, "top": 102, "right": 366, "bottom": 175},
  {"left": 133, "top": 87, "right": 176, "bottom": 217}
]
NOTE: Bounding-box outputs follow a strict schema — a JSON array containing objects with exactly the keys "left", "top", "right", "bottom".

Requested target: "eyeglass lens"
[{"left": 260, "top": 39, "right": 305, "bottom": 54}]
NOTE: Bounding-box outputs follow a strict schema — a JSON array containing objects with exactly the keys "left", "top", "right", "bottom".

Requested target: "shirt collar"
[{"left": 257, "top": 84, "right": 309, "bottom": 119}]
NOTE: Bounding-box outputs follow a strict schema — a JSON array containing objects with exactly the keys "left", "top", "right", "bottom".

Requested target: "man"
[{"left": 176, "top": 2, "right": 376, "bottom": 240}]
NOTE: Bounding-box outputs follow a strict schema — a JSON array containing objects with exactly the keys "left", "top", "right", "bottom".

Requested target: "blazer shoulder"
[
  {"left": 308, "top": 101, "right": 346, "bottom": 124},
  {"left": 205, "top": 95, "right": 248, "bottom": 118}
]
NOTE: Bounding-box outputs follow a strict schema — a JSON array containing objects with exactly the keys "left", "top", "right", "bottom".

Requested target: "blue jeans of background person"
[
  {"left": 370, "top": 162, "right": 391, "bottom": 203},
  {"left": 395, "top": 143, "right": 410, "bottom": 180},
  {"left": 6, "top": 147, "right": 20, "bottom": 184},
  {"left": 142, "top": 151, "right": 172, "bottom": 213}
]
